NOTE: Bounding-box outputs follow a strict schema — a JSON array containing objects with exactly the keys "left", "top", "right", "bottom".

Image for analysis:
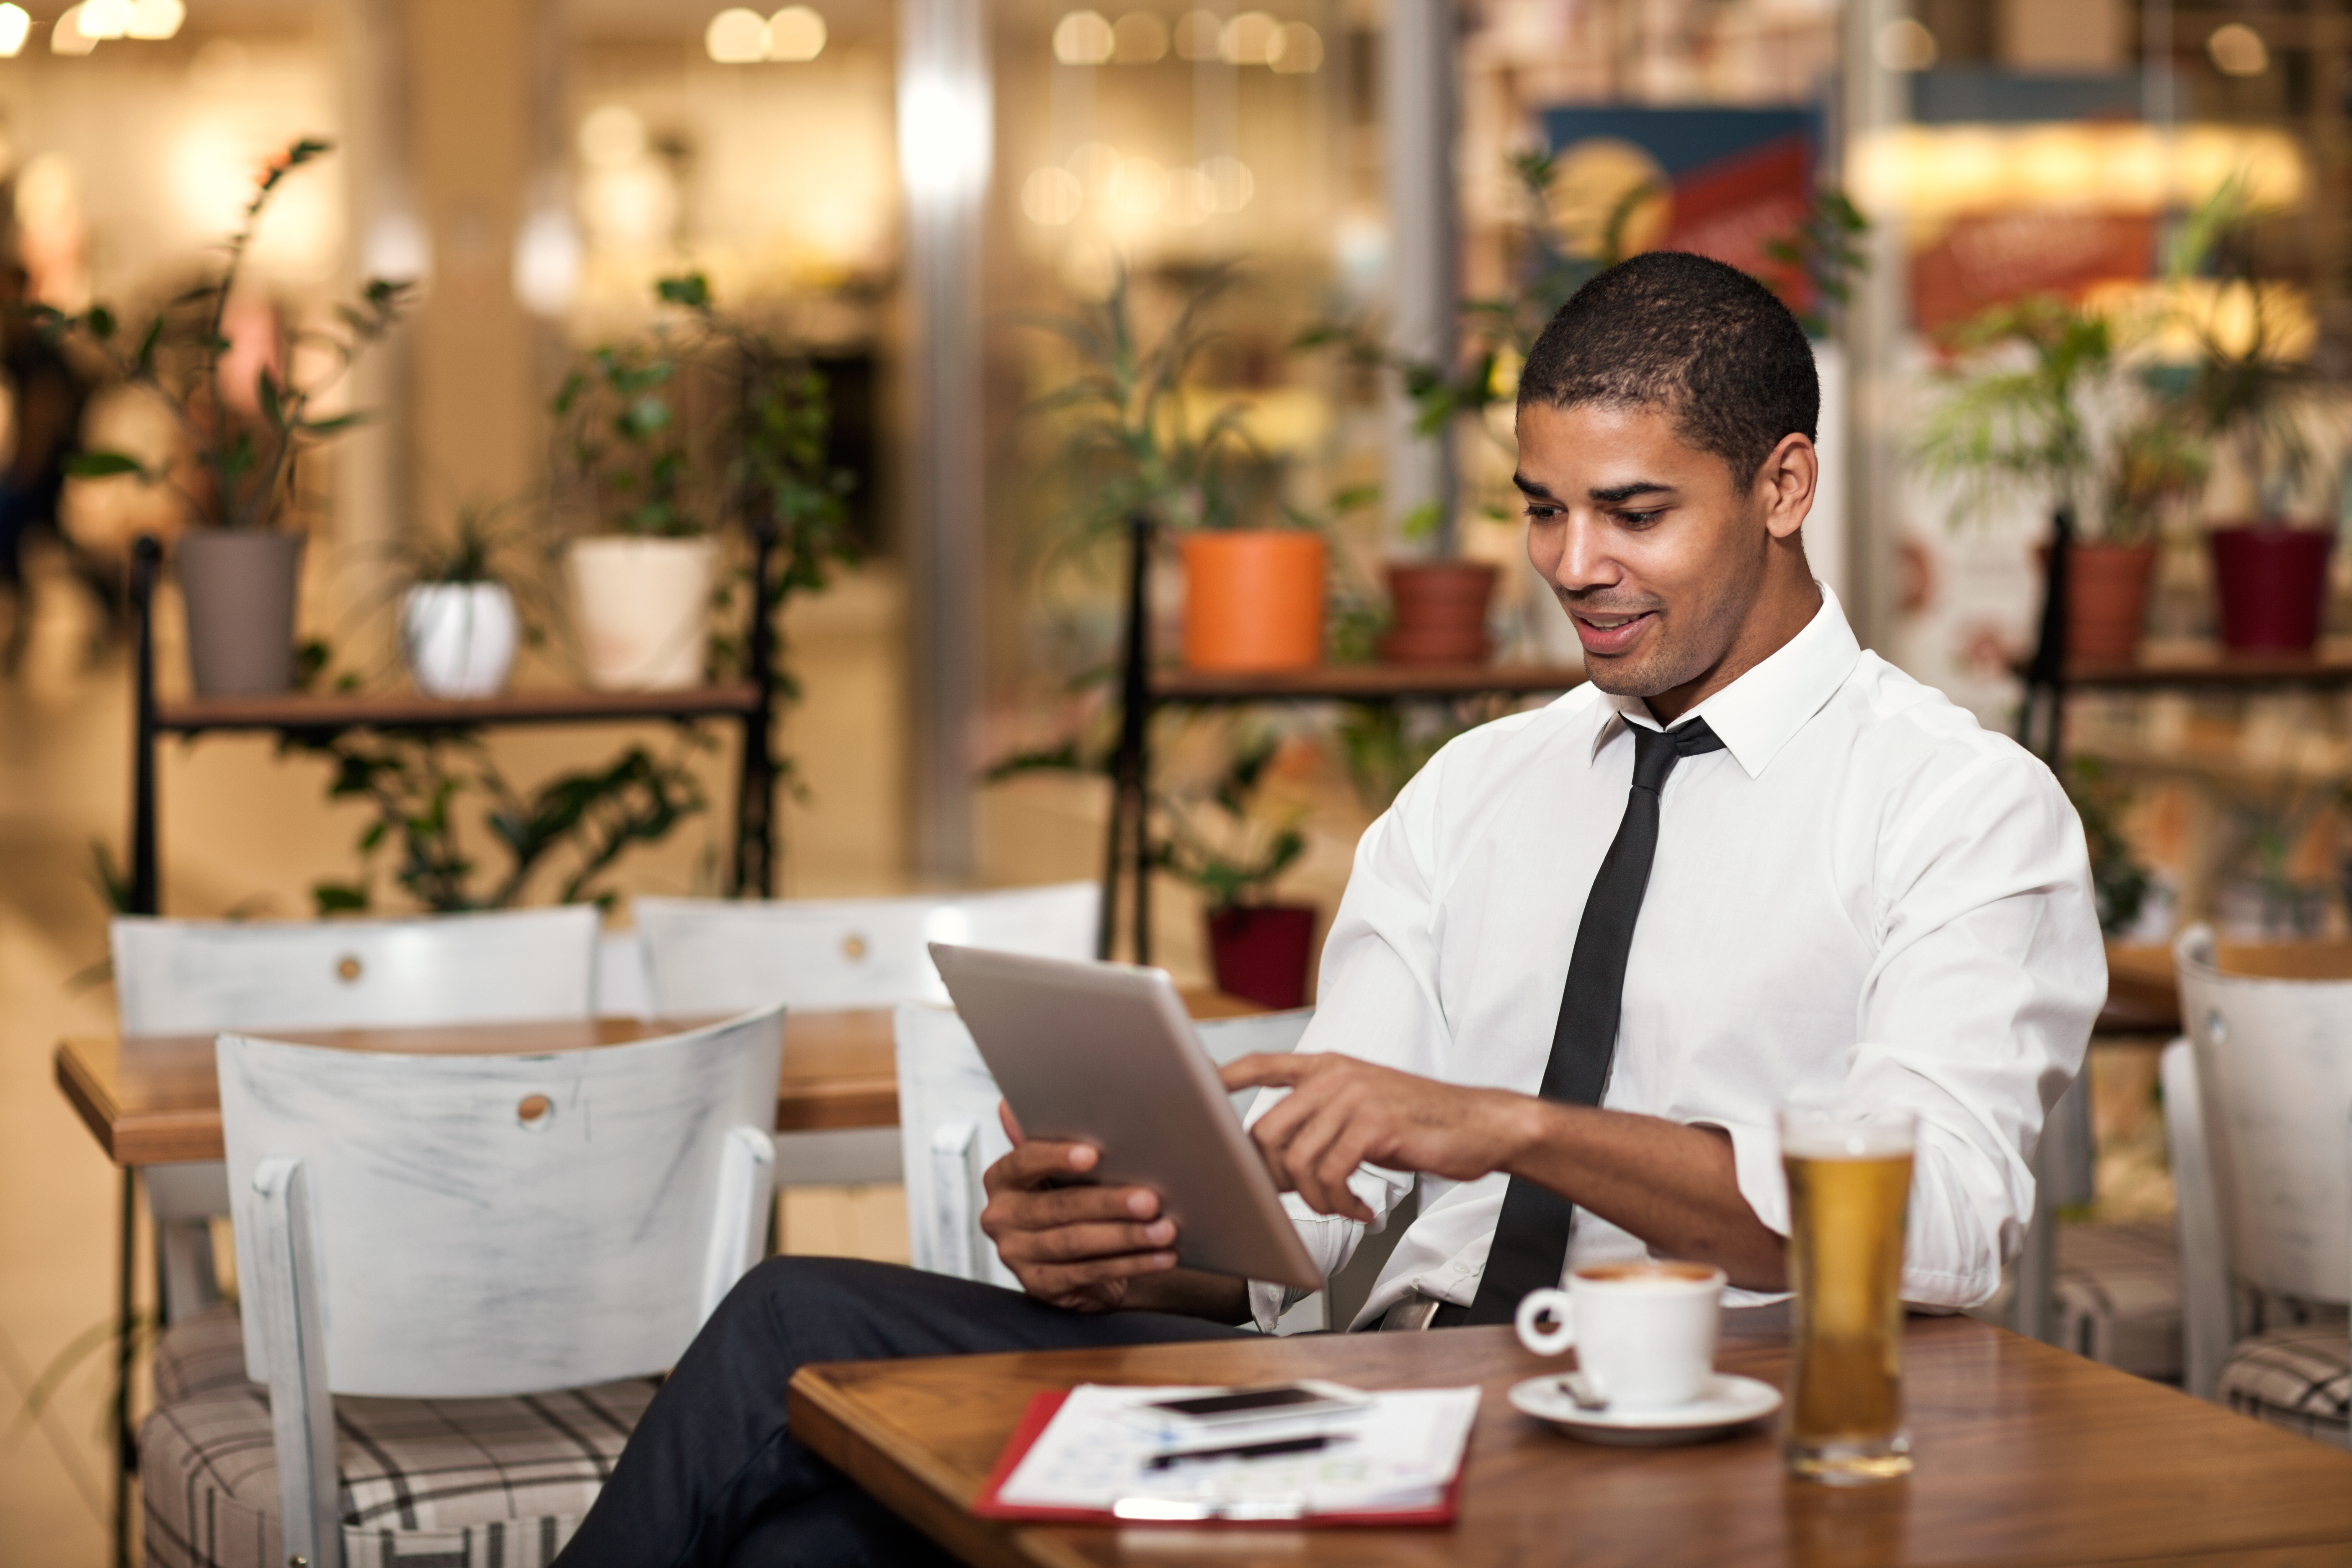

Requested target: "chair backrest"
[
  {"left": 894, "top": 998, "right": 1313, "bottom": 1287},
  {"left": 2159, "top": 1036, "right": 2236, "bottom": 1402},
  {"left": 636, "top": 883, "right": 1101, "bottom": 1014},
  {"left": 112, "top": 907, "right": 601, "bottom": 1033},
  {"left": 219, "top": 1005, "right": 784, "bottom": 1399},
  {"left": 2174, "top": 923, "right": 2352, "bottom": 1307}
]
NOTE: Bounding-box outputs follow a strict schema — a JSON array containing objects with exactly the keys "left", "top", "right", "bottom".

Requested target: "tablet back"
[{"left": 929, "top": 944, "right": 1320, "bottom": 1289}]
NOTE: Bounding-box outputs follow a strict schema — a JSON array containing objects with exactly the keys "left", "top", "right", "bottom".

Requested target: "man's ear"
[{"left": 1757, "top": 432, "right": 1818, "bottom": 541}]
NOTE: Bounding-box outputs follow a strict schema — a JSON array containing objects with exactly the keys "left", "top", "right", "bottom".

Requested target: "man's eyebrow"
[
  {"left": 1589, "top": 481, "right": 1674, "bottom": 504},
  {"left": 1510, "top": 472, "right": 1553, "bottom": 498}
]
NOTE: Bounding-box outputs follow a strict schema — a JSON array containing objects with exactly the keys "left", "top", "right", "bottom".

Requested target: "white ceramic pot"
[
  {"left": 401, "top": 582, "right": 519, "bottom": 699},
  {"left": 565, "top": 535, "right": 716, "bottom": 691}
]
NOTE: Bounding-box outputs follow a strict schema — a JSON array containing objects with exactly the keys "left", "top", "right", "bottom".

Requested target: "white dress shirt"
[{"left": 1246, "top": 586, "right": 2105, "bottom": 1331}]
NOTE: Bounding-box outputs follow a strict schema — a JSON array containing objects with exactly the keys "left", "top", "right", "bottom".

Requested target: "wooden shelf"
[
  {"left": 1148, "top": 662, "right": 1586, "bottom": 702},
  {"left": 154, "top": 683, "right": 763, "bottom": 735},
  {"left": 2059, "top": 648, "right": 2352, "bottom": 692}
]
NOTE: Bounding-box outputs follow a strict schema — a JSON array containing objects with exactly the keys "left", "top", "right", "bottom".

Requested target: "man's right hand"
[{"left": 978, "top": 1101, "right": 1179, "bottom": 1312}]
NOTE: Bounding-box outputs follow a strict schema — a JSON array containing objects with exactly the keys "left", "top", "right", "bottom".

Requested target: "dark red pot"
[
  {"left": 2209, "top": 526, "right": 2335, "bottom": 653},
  {"left": 1379, "top": 561, "right": 1497, "bottom": 664},
  {"left": 1205, "top": 903, "right": 1317, "bottom": 1011}
]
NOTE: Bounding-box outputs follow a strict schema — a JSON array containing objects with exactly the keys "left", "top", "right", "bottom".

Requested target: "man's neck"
[{"left": 1643, "top": 561, "right": 1823, "bottom": 727}]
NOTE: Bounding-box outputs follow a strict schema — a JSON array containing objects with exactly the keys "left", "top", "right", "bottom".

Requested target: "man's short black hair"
[{"left": 1516, "top": 250, "right": 1819, "bottom": 487}]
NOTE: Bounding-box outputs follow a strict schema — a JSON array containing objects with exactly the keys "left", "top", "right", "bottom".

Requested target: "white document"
[{"left": 995, "top": 1384, "right": 1481, "bottom": 1520}]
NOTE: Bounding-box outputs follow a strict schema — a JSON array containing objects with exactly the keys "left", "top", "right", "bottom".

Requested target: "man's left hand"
[{"left": 1220, "top": 1052, "right": 1535, "bottom": 1220}]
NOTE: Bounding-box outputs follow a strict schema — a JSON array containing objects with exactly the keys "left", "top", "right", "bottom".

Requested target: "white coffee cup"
[{"left": 1514, "top": 1259, "right": 1727, "bottom": 1411}]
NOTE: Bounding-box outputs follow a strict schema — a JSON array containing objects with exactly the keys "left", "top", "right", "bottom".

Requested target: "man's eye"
[
  {"left": 1617, "top": 509, "right": 1662, "bottom": 526},
  {"left": 1523, "top": 504, "right": 1563, "bottom": 522}
]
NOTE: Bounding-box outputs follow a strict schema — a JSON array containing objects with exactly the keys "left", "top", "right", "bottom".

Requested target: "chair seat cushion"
[
  {"left": 2053, "top": 1219, "right": 2182, "bottom": 1382},
  {"left": 2218, "top": 1320, "right": 2351, "bottom": 1450},
  {"left": 152, "top": 1302, "right": 258, "bottom": 1404},
  {"left": 141, "top": 1326, "right": 659, "bottom": 1568}
]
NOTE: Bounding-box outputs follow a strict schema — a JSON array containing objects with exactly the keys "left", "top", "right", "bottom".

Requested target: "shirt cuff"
[{"left": 1709, "top": 1118, "right": 1790, "bottom": 1238}]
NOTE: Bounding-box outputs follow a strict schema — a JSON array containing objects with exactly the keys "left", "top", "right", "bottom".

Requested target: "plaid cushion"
[
  {"left": 2219, "top": 1319, "right": 2351, "bottom": 1451},
  {"left": 140, "top": 1315, "right": 658, "bottom": 1568},
  {"left": 2054, "top": 1219, "right": 2182, "bottom": 1382},
  {"left": 154, "top": 1303, "right": 258, "bottom": 1405}
]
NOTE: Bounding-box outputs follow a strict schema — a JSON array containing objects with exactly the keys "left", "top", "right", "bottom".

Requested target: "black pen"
[{"left": 1146, "top": 1433, "right": 1352, "bottom": 1471}]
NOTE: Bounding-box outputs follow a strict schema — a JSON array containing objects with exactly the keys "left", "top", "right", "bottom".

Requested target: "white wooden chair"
[
  {"left": 110, "top": 908, "right": 602, "bottom": 1324},
  {"left": 2164, "top": 924, "right": 2351, "bottom": 1447},
  {"left": 891, "top": 1000, "right": 1345, "bottom": 1326},
  {"left": 635, "top": 883, "right": 1100, "bottom": 1014},
  {"left": 138, "top": 1006, "right": 783, "bottom": 1568},
  {"left": 637, "top": 885, "right": 1099, "bottom": 1189}
]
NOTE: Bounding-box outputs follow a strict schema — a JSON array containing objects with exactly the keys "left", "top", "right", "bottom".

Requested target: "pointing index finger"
[{"left": 1218, "top": 1053, "right": 1316, "bottom": 1091}]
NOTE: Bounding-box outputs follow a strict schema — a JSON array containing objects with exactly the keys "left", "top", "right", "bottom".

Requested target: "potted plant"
[
  {"left": 1152, "top": 725, "right": 1316, "bottom": 1008},
  {"left": 2171, "top": 182, "right": 2335, "bottom": 653},
  {"left": 389, "top": 498, "right": 545, "bottom": 699},
  {"left": 38, "top": 138, "right": 410, "bottom": 695},
  {"left": 552, "top": 274, "right": 856, "bottom": 691},
  {"left": 1916, "top": 296, "right": 2208, "bottom": 661},
  {"left": 552, "top": 332, "right": 717, "bottom": 691},
  {"left": 1024, "top": 267, "right": 1325, "bottom": 673}
]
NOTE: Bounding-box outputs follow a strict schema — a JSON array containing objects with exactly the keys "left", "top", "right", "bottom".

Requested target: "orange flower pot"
[{"left": 1180, "top": 530, "right": 1326, "bottom": 671}]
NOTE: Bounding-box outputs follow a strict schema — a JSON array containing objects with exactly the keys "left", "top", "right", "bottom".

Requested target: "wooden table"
[
  {"left": 55, "top": 1012, "right": 893, "bottom": 1167},
  {"left": 55, "top": 990, "right": 1271, "bottom": 1168},
  {"left": 789, "top": 1315, "right": 2352, "bottom": 1568}
]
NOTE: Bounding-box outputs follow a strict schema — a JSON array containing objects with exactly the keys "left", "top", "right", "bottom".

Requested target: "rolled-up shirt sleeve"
[{"left": 1712, "top": 746, "right": 2105, "bottom": 1309}]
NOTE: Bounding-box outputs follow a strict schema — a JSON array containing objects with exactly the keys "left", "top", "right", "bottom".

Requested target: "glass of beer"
[{"left": 1779, "top": 1104, "right": 1916, "bottom": 1484}]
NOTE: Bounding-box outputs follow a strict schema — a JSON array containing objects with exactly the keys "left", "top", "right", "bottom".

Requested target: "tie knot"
[{"left": 1629, "top": 717, "right": 1724, "bottom": 793}]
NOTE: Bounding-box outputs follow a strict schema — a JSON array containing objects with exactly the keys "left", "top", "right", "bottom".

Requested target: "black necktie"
[{"left": 1440, "top": 716, "right": 1726, "bottom": 1327}]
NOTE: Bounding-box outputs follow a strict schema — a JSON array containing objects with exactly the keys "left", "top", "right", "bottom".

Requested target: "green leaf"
[
  {"left": 63, "top": 451, "right": 146, "bottom": 479},
  {"left": 312, "top": 882, "right": 370, "bottom": 914},
  {"left": 655, "top": 272, "right": 712, "bottom": 309},
  {"left": 133, "top": 315, "right": 165, "bottom": 373},
  {"left": 85, "top": 305, "right": 116, "bottom": 341}
]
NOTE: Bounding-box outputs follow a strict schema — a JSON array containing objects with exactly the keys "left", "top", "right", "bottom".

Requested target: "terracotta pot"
[
  {"left": 401, "top": 583, "right": 519, "bottom": 699},
  {"left": 1205, "top": 903, "right": 1317, "bottom": 1011},
  {"left": 2208, "top": 527, "right": 2334, "bottom": 653},
  {"left": 177, "top": 530, "right": 304, "bottom": 696},
  {"left": 566, "top": 535, "right": 716, "bottom": 690},
  {"left": 1380, "top": 560, "right": 1497, "bottom": 664},
  {"left": 1179, "top": 530, "right": 1326, "bottom": 671},
  {"left": 2061, "top": 542, "right": 2159, "bottom": 662}
]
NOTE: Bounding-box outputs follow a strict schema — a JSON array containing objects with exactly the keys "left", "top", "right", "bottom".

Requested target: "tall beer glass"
[{"left": 1779, "top": 1105, "right": 1916, "bottom": 1484}]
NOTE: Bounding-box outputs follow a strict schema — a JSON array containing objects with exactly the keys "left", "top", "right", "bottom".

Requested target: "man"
[{"left": 557, "top": 252, "right": 2103, "bottom": 1567}]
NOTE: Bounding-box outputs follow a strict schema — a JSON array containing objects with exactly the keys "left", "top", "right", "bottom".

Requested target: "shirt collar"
[{"left": 1586, "top": 583, "right": 1863, "bottom": 780}]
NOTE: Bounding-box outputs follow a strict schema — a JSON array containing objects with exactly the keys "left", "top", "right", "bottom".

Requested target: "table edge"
[{"left": 789, "top": 1365, "right": 1036, "bottom": 1568}]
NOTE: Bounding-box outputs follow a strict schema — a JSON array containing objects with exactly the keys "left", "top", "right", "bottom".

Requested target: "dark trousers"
[{"left": 554, "top": 1256, "right": 1251, "bottom": 1568}]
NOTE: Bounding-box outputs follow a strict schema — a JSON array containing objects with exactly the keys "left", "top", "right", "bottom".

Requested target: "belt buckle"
[{"left": 1375, "top": 1294, "right": 1443, "bottom": 1333}]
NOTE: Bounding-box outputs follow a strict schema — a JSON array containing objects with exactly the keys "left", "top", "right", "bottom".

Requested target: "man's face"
[{"left": 1518, "top": 399, "right": 1775, "bottom": 701}]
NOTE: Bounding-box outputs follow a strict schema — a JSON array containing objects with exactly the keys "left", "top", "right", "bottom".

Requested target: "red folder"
[{"left": 970, "top": 1388, "right": 1465, "bottom": 1527}]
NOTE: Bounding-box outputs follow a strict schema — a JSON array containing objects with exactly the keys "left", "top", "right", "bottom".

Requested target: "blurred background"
[{"left": 6, "top": 0, "right": 2350, "bottom": 1557}]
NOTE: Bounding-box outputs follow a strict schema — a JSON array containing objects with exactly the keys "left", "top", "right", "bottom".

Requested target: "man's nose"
[{"left": 1545, "top": 513, "right": 1618, "bottom": 594}]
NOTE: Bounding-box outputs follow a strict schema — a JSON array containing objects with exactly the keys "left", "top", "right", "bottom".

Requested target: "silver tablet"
[{"left": 928, "top": 943, "right": 1322, "bottom": 1291}]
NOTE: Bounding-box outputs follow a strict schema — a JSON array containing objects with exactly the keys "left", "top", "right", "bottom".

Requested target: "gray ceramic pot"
[{"left": 177, "top": 530, "right": 304, "bottom": 696}]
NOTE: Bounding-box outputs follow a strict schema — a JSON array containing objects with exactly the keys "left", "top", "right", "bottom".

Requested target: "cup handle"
[{"left": 1514, "top": 1287, "right": 1575, "bottom": 1355}]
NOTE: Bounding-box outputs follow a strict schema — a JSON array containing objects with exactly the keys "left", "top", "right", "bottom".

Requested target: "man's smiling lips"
[{"left": 1569, "top": 606, "right": 1658, "bottom": 656}]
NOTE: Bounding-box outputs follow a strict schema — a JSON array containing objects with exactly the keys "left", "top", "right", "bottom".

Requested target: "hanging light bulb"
[{"left": 0, "top": 5, "right": 30, "bottom": 57}]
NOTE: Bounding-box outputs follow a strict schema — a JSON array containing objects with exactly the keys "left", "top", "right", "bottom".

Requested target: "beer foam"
[{"left": 1779, "top": 1121, "right": 1915, "bottom": 1161}]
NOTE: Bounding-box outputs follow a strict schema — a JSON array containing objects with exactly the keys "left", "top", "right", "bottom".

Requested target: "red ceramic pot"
[
  {"left": 1205, "top": 903, "right": 1317, "bottom": 1011},
  {"left": 2062, "top": 542, "right": 2159, "bottom": 662},
  {"left": 1380, "top": 561, "right": 1497, "bottom": 665},
  {"left": 2208, "top": 526, "right": 2335, "bottom": 653}
]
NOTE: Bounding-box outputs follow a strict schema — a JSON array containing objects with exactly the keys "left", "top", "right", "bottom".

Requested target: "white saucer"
[{"left": 1509, "top": 1372, "right": 1783, "bottom": 1447}]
